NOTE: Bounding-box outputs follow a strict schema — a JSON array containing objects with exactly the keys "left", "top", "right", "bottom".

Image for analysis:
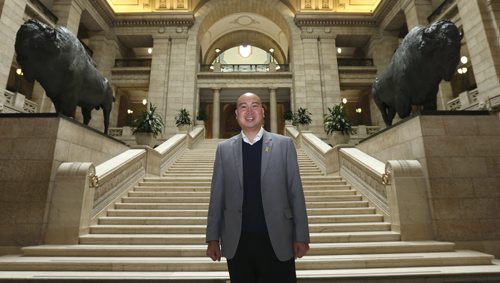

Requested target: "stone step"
[
  {"left": 107, "top": 209, "right": 208, "bottom": 217},
  {"left": 107, "top": 206, "right": 373, "bottom": 217},
  {"left": 3, "top": 265, "right": 500, "bottom": 282},
  {"left": 0, "top": 251, "right": 492, "bottom": 271},
  {"left": 21, "top": 242, "right": 456, "bottom": 257},
  {"left": 133, "top": 186, "right": 211, "bottom": 192},
  {"left": 98, "top": 214, "right": 384, "bottom": 225},
  {"left": 113, "top": 203, "right": 373, "bottom": 211},
  {"left": 78, "top": 231, "right": 401, "bottom": 245},
  {"left": 115, "top": 203, "right": 209, "bottom": 210},
  {"left": 127, "top": 190, "right": 357, "bottom": 198},
  {"left": 88, "top": 222, "right": 391, "bottom": 234},
  {"left": 120, "top": 195, "right": 362, "bottom": 203},
  {"left": 138, "top": 182, "right": 211, "bottom": 187}
]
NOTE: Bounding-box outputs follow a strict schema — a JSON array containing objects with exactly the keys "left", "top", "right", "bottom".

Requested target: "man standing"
[{"left": 206, "top": 93, "right": 310, "bottom": 282}]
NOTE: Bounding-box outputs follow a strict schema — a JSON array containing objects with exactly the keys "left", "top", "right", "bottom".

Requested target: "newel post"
[
  {"left": 45, "top": 162, "right": 97, "bottom": 244},
  {"left": 384, "top": 160, "right": 434, "bottom": 240}
]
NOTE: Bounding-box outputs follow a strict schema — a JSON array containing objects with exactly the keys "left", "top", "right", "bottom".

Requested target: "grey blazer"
[{"left": 206, "top": 130, "right": 310, "bottom": 261}]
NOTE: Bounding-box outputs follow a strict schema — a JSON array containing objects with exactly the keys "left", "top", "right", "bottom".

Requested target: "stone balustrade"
[
  {"left": 2, "top": 90, "right": 39, "bottom": 113},
  {"left": 44, "top": 125, "right": 207, "bottom": 244}
]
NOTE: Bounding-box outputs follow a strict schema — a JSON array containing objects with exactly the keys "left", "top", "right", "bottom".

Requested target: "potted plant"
[
  {"left": 283, "top": 110, "right": 294, "bottom": 125},
  {"left": 196, "top": 111, "right": 207, "bottom": 126},
  {"left": 175, "top": 108, "right": 192, "bottom": 133},
  {"left": 295, "top": 107, "right": 312, "bottom": 131},
  {"left": 324, "top": 103, "right": 352, "bottom": 146},
  {"left": 133, "top": 102, "right": 164, "bottom": 147}
]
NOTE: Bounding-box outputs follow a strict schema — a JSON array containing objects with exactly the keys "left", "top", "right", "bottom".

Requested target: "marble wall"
[
  {"left": 0, "top": 115, "right": 129, "bottom": 252},
  {"left": 357, "top": 113, "right": 500, "bottom": 257}
]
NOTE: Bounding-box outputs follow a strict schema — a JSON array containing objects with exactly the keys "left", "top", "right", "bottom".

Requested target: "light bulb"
[{"left": 147, "top": 48, "right": 153, "bottom": 54}]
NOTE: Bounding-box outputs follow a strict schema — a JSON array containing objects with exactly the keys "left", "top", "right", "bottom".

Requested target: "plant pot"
[
  {"left": 329, "top": 131, "right": 350, "bottom": 146},
  {"left": 298, "top": 124, "right": 309, "bottom": 131},
  {"left": 177, "top": 124, "right": 190, "bottom": 133},
  {"left": 135, "top": 132, "right": 157, "bottom": 147}
]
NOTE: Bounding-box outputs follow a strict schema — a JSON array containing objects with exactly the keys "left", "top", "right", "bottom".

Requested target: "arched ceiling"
[
  {"left": 201, "top": 13, "right": 288, "bottom": 64},
  {"left": 204, "top": 30, "right": 286, "bottom": 64}
]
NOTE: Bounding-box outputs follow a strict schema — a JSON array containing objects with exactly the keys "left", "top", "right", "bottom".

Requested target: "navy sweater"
[{"left": 241, "top": 139, "right": 268, "bottom": 233}]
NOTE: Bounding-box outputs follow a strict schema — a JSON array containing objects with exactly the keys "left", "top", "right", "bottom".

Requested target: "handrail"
[
  {"left": 338, "top": 148, "right": 433, "bottom": 240},
  {"left": 92, "top": 149, "right": 147, "bottom": 217},
  {"left": 301, "top": 132, "right": 336, "bottom": 175},
  {"left": 44, "top": 129, "right": 207, "bottom": 244},
  {"left": 339, "top": 147, "right": 389, "bottom": 216}
]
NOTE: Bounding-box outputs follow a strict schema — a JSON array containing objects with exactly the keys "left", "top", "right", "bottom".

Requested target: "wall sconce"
[
  {"left": 460, "top": 56, "right": 468, "bottom": 64},
  {"left": 356, "top": 108, "right": 362, "bottom": 113},
  {"left": 147, "top": 48, "right": 153, "bottom": 54},
  {"left": 342, "top": 98, "right": 347, "bottom": 104},
  {"left": 457, "top": 67, "right": 468, "bottom": 74},
  {"left": 16, "top": 68, "right": 23, "bottom": 76},
  {"left": 337, "top": 48, "right": 342, "bottom": 54},
  {"left": 142, "top": 99, "right": 147, "bottom": 105},
  {"left": 127, "top": 109, "right": 133, "bottom": 114}
]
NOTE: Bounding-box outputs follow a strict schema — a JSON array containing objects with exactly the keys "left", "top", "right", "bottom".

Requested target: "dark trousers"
[{"left": 227, "top": 231, "right": 296, "bottom": 283}]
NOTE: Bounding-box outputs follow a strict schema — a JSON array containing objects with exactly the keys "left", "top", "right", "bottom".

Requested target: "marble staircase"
[{"left": 0, "top": 139, "right": 499, "bottom": 282}]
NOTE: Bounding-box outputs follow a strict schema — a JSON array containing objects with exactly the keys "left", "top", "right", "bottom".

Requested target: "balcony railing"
[
  {"left": 2, "top": 90, "right": 38, "bottom": 113},
  {"left": 200, "top": 64, "right": 290, "bottom": 73},
  {"left": 115, "top": 59, "right": 153, "bottom": 68},
  {"left": 337, "top": 58, "right": 374, "bottom": 67}
]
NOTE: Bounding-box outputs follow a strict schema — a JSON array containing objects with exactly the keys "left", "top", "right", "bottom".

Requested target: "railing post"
[
  {"left": 385, "top": 160, "right": 434, "bottom": 240},
  {"left": 45, "top": 162, "right": 96, "bottom": 244}
]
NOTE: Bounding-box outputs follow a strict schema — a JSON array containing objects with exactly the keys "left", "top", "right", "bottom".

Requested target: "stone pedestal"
[{"left": 356, "top": 112, "right": 500, "bottom": 258}]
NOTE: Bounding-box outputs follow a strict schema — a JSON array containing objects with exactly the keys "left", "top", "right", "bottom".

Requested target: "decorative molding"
[
  {"left": 295, "top": 12, "right": 377, "bottom": 27},
  {"left": 91, "top": 0, "right": 194, "bottom": 27}
]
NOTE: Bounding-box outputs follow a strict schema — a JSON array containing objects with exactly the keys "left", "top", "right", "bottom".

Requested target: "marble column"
[
  {"left": 52, "top": 0, "right": 83, "bottom": 34},
  {"left": 88, "top": 34, "right": 119, "bottom": 130},
  {"left": 212, "top": 88, "right": 220, "bottom": 139},
  {"left": 402, "top": 0, "right": 433, "bottom": 28},
  {"left": 0, "top": 0, "right": 27, "bottom": 103},
  {"left": 438, "top": 81, "right": 454, "bottom": 110},
  {"left": 148, "top": 35, "right": 170, "bottom": 138},
  {"left": 269, "top": 88, "right": 277, "bottom": 133},
  {"left": 458, "top": 0, "right": 500, "bottom": 97}
]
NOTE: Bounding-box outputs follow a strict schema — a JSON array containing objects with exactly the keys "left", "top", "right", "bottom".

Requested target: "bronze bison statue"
[
  {"left": 372, "top": 20, "right": 462, "bottom": 126},
  {"left": 15, "top": 19, "right": 113, "bottom": 133}
]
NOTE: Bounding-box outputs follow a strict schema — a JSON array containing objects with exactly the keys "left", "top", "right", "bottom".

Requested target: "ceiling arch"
[
  {"left": 203, "top": 27, "right": 287, "bottom": 65},
  {"left": 200, "top": 12, "right": 289, "bottom": 64},
  {"left": 194, "top": 0, "right": 293, "bottom": 65}
]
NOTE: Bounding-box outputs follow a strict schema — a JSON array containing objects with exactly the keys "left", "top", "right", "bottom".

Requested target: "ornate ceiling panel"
[{"left": 106, "top": 0, "right": 381, "bottom": 13}]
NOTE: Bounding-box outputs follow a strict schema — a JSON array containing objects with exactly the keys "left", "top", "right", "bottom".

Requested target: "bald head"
[
  {"left": 237, "top": 93, "right": 261, "bottom": 105},
  {"left": 235, "top": 92, "right": 264, "bottom": 137}
]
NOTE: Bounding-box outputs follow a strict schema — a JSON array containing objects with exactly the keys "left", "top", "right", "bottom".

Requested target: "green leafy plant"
[
  {"left": 133, "top": 103, "right": 164, "bottom": 137},
  {"left": 175, "top": 108, "right": 192, "bottom": 126},
  {"left": 295, "top": 107, "right": 312, "bottom": 125},
  {"left": 324, "top": 103, "right": 352, "bottom": 135},
  {"left": 196, "top": 111, "right": 207, "bottom": 121},
  {"left": 283, "top": 110, "right": 294, "bottom": 121}
]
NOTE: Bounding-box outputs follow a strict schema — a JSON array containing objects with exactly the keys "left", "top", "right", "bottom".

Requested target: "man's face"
[{"left": 235, "top": 93, "right": 265, "bottom": 132}]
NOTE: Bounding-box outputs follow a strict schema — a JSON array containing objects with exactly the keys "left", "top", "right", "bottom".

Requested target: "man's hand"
[
  {"left": 206, "top": 240, "right": 221, "bottom": 261},
  {"left": 293, "top": 242, "right": 309, "bottom": 259}
]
